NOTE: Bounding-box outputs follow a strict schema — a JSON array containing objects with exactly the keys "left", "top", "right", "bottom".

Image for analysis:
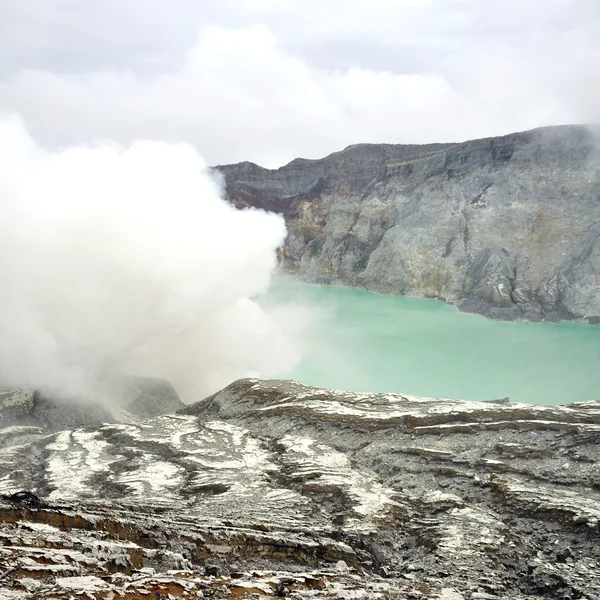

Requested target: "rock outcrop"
[
  {"left": 215, "top": 125, "right": 600, "bottom": 322},
  {"left": 0, "top": 376, "right": 184, "bottom": 432},
  {"left": 1, "top": 377, "right": 599, "bottom": 598}
]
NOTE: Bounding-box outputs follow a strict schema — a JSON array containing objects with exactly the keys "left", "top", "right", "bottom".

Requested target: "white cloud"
[
  {"left": 0, "top": 2, "right": 599, "bottom": 166},
  {"left": 2, "top": 16, "right": 597, "bottom": 168},
  {"left": 0, "top": 115, "right": 301, "bottom": 401}
]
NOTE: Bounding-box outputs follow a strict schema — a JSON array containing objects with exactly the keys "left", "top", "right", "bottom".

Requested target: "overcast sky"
[{"left": 1, "top": 0, "right": 599, "bottom": 167}]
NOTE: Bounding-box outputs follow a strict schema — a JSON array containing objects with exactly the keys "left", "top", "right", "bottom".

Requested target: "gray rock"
[
  {"left": 0, "top": 387, "right": 115, "bottom": 431},
  {"left": 215, "top": 125, "right": 600, "bottom": 322},
  {"left": 100, "top": 375, "right": 185, "bottom": 419},
  {"left": 2, "top": 377, "right": 600, "bottom": 598},
  {"left": 0, "top": 376, "right": 184, "bottom": 431}
]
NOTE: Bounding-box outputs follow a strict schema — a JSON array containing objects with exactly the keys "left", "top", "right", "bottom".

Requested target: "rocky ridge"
[
  {"left": 1, "top": 378, "right": 599, "bottom": 598},
  {"left": 215, "top": 125, "right": 600, "bottom": 322}
]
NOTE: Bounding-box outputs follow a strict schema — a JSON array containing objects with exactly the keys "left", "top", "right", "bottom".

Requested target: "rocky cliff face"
[
  {"left": 216, "top": 125, "right": 600, "bottom": 322},
  {"left": 1, "top": 378, "right": 600, "bottom": 598}
]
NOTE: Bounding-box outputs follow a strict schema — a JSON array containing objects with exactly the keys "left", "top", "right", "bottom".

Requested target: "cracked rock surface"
[{"left": 1, "top": 377, "right": 599, "bottom": 598}]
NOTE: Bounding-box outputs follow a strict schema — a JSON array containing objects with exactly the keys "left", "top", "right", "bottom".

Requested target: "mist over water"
[
  {"left": 260, "top": 277, "right": 600, "bottom": 406},
  {"left": 0, "top": 115, "right": 303, "bottom": 402}
]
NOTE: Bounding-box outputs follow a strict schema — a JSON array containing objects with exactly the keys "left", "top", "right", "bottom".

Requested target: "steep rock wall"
[{"left": 216, "top": 126, "right": 600, "bottom": 322}]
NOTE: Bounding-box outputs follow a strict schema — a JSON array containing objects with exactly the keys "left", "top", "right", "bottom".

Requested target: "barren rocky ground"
[{"left": 1, "top": 378, "right": 599, "bottom": 599}]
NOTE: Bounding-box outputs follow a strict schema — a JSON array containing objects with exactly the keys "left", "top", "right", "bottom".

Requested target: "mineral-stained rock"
[
  {"left": 1, "top": 377, "right": 599, "bottom": 598},
  {"left": 215, "top": 125, "right": 600, "bottom": 322}
]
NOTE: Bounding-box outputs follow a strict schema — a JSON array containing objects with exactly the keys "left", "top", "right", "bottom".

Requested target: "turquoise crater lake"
[{"left": 259, "top": 276, "right": 600, "bottom": 406}]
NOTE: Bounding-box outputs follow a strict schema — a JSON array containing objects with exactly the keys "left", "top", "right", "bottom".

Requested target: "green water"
[{"left": 260, "top": 276, "right": 600, "bottom": 406}]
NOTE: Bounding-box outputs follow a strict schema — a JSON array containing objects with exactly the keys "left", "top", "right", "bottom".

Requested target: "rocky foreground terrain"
[
  {"left": 216, "top": 125, "right": 600, "bottom": 323},
  {"left": 1, "top": 378, "right": 600, "bottom": 599}
]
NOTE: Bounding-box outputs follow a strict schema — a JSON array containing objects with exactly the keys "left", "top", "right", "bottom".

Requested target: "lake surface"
[{"left": 259, "top": 276, "right": 600, "bottom": 406}]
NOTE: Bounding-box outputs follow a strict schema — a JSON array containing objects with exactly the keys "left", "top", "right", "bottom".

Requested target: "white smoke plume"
[{"left": 0, "top": 114, "right": 301, "bottom": 402}]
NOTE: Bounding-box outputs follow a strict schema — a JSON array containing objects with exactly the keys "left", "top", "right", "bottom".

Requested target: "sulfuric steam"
[{"left": 0, "top": 114, "right": 302, "bottom": 402}]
